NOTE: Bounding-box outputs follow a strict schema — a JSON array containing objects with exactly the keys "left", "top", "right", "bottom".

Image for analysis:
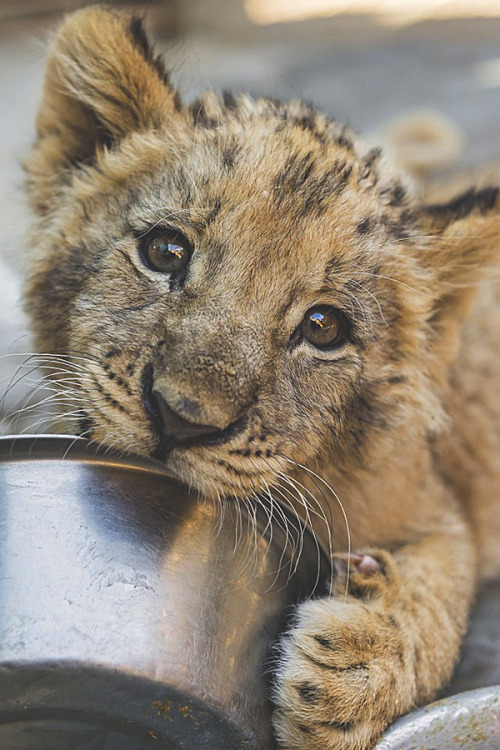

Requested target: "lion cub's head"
[{"left": 24, "top": 7, "right": 499, "bottom": 497}]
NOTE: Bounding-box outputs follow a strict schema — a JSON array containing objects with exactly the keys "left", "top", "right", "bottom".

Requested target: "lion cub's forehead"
[
  {"left": 132, "top": 94, "right": 410, "bottom": 275},
  {"left": 179, "top": 93, "right": 390, "bottom": 217},
  {"left": 121, "top": 93, "right": 415, "bottom": 311}
]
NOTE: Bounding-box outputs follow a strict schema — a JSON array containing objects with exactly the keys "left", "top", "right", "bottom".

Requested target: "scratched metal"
[
  {"left": 0, "top": 435, "right": 330, "bottom": 750},
  {"left": 377, "top": 686, "right": 500, "bottom": 749}
]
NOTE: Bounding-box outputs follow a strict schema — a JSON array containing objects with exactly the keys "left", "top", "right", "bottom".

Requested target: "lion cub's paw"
[
  {"left": 331, "top": 549, "right": 400, "bottom": 601},
  {"left": 273, "top": 550, "right": 411, "bottom": 750}
]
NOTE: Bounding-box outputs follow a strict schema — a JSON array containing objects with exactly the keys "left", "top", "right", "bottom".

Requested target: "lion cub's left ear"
[
  {"left": 416, "top": 186, "right": 499, "bottom": 368},
  {"left": 27, "top": 6, "right": 181, "bottom": 214}
]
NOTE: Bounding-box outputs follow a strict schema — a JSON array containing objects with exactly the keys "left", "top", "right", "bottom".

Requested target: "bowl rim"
[
  {"left": 0, "top": 433, "right": 332, "bottom": 565},
  {"left": 0, "top": 433, "right": 177, "bottom": 478}
]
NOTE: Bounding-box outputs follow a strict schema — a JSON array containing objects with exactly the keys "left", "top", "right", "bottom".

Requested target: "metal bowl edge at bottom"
[{"left": 376, "top": 686, "right": 500, "bottom": 750}]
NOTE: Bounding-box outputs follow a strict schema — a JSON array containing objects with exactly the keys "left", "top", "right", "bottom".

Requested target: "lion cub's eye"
[
  {"left": 140, "top": 230, "right": 192, "bottom": 274},
  {"left": 301, "top": 306, "right": 348, "bottom": 349}
]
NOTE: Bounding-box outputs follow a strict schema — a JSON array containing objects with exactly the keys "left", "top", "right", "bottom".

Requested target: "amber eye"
[
  {"left": 301, "top": 306, "right": 348, "bottom": 349},
  {"left": 141, "top": 230, "right": 192, "bottom": 274}
]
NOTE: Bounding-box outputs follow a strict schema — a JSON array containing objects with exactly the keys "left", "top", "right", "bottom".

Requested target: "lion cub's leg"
[{"left": 273, "top": 514, "right": 476, "bottom": 750}]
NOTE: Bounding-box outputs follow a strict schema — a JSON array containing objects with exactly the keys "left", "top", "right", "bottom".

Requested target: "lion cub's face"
[{"left": 24, "top": 8, "right": 499, "bottom": 497}]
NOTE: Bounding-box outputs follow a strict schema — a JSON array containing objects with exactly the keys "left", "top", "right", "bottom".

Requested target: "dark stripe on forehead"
[
  {"left": 335, "top": 127, "right": 354, "bottom": 152},
  {"left": 171, "top": 166, "right": 193, "bottom": 204},
  {"left": 272, "top": 152, "right": 315, "bottom": 195},
  {"left": 293, "top": 113, "right": 328, "bottom": 145},
  {"left": 358, "top": 147, "right": 382, "bottom": 185},
  {"left": 356, "top": 217, "right": 372, "bottom": 235},
  {"left": 298, "top": 162, "right": 353, "bottom": 217},
  {"left": 323, "top": 252, "right": 356, "bottom": 278},
  {"left": 272, "top": 148, "right": 355, "bottom": 214},
  {"left": 280, "top": 281, "right": 309, "bottom": 319},
  {"left": 323, "top": 252, "right": 383, "bottom": 294},
  {"left": 203, "top": 196, "right": 222, "bottom": 228}
]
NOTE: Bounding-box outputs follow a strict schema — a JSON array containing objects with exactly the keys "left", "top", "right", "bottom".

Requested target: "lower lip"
[{"left": 152, "top": 416, "right": 247, "bottom": 461}]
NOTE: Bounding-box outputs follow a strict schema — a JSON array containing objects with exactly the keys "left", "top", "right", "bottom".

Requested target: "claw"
[{"left": 355, "top": 554, "right": 381, "bottom": 573}]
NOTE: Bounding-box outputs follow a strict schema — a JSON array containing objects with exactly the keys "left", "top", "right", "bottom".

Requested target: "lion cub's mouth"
[{"left": 151, "top": 416, "right": 247, "bottom": 462}]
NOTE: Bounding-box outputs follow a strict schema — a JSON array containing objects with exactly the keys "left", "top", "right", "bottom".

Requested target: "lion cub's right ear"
[{"left": 26, "top": 5, "right": 181, "bottom": 214}]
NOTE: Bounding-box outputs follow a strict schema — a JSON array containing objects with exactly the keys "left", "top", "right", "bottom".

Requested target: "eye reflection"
[
  {"left": 140, "top": 230, "right": 192, "bottom": 274},
  {"left": 301, "top": 306, "right": 347, "bottom": 349}
]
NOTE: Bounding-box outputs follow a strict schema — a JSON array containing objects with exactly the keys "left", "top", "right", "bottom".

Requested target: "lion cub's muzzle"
[{"left": 141, "top": 363, "right": 248, "bottom": 460}]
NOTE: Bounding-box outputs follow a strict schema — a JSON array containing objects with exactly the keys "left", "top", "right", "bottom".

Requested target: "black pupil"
[
  {"left": 303, "top": 307, "right": 343, "bottom": 348},
  {"left": 147, "top": 234, "right": 189, "bottom": 273}
]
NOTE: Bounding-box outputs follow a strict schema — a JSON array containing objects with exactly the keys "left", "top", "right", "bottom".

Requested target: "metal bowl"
[
  {"left": 376, "top": 686, "right": 500, "bottom": 749},
  {"left": 0, "top": 435, "right": 330, "bottom": 750}
]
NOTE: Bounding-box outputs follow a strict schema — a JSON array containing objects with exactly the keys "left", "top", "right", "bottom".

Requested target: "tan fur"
[{"left": 22, "top": 7, "right": 500, "bottom": 749}]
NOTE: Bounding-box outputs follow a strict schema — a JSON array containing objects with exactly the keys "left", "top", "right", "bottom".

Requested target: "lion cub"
[{"left": 24, "top": 7, "right": 500, "bottom": 749}]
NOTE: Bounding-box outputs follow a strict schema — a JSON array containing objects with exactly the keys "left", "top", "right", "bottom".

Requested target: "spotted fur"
[{"left": 23, "top": 7, "right": 500, "bottom": 749}]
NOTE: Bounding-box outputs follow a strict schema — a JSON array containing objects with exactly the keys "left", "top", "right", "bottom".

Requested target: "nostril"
[
  {"left": 141, "top": 363, "right": 222, "bottom": 445},
  {"left": 152, "top": 390, "right": 222, "bottom": 443},
  {"left": 141, "top": 364, "right": 247, "bottom": 455},
  {"left": 176, "top": 397, "right": 202, "bottom": 423}
]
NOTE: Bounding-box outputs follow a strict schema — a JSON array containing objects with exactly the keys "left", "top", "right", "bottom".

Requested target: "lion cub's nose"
[{"left": 152, "top": 390, "right": 222, "bottom": 444}]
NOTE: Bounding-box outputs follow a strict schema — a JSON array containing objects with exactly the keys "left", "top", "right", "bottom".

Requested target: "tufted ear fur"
[
  {"left": 26, "top": 5, "right": 181, "bottom": 214},
  {"left": 417, "top": 186, "right": 499, "bottom": 369}
]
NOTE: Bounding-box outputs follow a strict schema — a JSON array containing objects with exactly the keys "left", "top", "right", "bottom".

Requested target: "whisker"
[
  {"left": 349, "top": 279, "right": 388, "bottom": 327},
  {"left": 275, "top": 477, "right": 322, "bottom": 593},
  {"left": 358, "top": 271, "right": 428, "bottom": 297},
  {"left": 277, "top": 471, "right": 334, "bottom": 592},
  {"left": 278, "top": 471, "right": 334, "bottom": 562},
  {"left": 261, "top": 476, "right": 307, "bottom": 590},
  {"left": 278, "top": 454, "right": 351, "bottom": 600}
]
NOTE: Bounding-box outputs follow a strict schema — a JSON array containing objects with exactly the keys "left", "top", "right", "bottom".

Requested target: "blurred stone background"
[{"left": 0, "top": 0, "right": 499, "bottom": 710}]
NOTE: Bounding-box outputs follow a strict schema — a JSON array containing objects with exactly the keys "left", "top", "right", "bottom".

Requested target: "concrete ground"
[{"left": 0, "top": 4, "right": 499, "bottom": 710}]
